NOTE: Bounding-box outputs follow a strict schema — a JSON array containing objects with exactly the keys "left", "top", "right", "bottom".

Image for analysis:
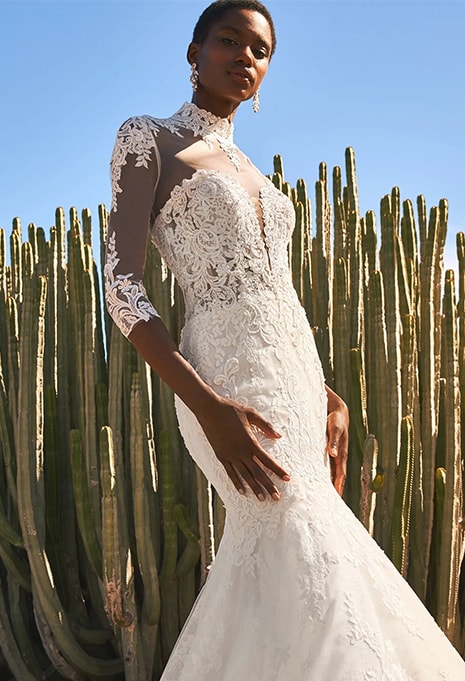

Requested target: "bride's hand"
[
  {"left": 325, "top": 386, "right": 349, "bottom": 496},
  {"left": 196, "top": 396, "right": 290, "bottom": 501}
]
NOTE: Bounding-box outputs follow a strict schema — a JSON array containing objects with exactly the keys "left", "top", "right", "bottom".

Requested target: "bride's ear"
[{"left": 187, "top": 42, "right": 200, "bottom": 66}]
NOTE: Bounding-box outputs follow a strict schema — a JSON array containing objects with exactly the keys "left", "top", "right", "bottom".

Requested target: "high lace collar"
[
  {"left": 171, "top": 102, "right": 240, "bottom": 171},
  {"left": 175, "top": 101, "right": 234, "bottom": 142}
]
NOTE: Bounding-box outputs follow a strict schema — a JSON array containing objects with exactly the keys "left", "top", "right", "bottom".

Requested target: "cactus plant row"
[
  {"left": 0, "top": 147, "right": 464, "bottom": 679},
  {"left": 270, "top": 150, "right": 464, "bottom": 650}
]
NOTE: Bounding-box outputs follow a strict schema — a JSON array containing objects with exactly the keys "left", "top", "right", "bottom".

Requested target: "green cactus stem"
[
  {"left": 332, "top": 258, "right": 350, "bottom": 402},
  {"left": 379, "top": 205, "right": 402, "bottom": 552},
  {"left": 391, "top": 416, "right": 414, "bottom": 576},
  {"left": 437, "top": 271, "right": 463, "bottom": 642},
  {"left": 17, "top": 270, "right": 122, "bottom": 677},
  {"left": 0, "top": 542, "right": 30, "bottom": 591},
  {"left": 70, "top": 429, "right": 103, "bottom": 579},
  {"left": 129, "top": 372, "right": 160, "bottom": 677},
  {"left": 0, "top": 574, "right": 38, "bottom": 681}
]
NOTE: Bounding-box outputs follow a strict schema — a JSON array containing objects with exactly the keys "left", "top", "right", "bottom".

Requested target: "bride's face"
[{"left": 188, "top": 8, "right": 272, "bottom": 114}]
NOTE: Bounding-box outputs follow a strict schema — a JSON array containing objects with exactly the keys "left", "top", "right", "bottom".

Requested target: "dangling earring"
[
  {"left": 253, "top": 89, "right": 260, "bottom": 113},
  {"left": 190, "top": 63, "right": 199, "bottom": 92}
]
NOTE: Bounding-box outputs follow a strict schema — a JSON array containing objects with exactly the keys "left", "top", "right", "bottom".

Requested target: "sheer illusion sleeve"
[{"left": 104, "top": 116, "right": 161, "bottom": 337}]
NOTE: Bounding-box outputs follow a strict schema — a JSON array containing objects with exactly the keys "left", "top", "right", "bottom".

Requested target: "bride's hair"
[{"left": 192, "top": 0, "right": 277, "bottom": 56}]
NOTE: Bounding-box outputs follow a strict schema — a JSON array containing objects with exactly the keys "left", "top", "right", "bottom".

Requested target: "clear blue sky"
[{"left": 1, "top": 0, "right": 464, "bottom": 271}]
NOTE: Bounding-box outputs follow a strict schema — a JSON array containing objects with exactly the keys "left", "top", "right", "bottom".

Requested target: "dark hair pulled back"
[{"left": 192, "top": 0, "right": 277, "bottom": 56}]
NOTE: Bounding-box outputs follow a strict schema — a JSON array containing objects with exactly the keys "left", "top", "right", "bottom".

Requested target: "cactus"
[
  {"left": 100, "top": 425, "right": 143, "bottom": 679},
  {"left": 456, "top": 232, "right": 465, "bottom": 496},
  {"left": 69, "top": 429, "right": 103, "bottom": 579},
  {"left": 0, "top": 575, "right": 38, "bottom": 681},
  {"left": 332, "top": 257, "right": 350, "bottom": 401},
  {"left": 436, "top": 271, "right": 463, "bottom": 643},
  {"left": 16, "top": 265, "right": 122, "bottom": 677},
  {"left": 406, "top": 203, "right": 443, "bottom": 599},
  {"left": 391, "top": 416, "right": 414, "bottom": 576},
  {"left": 378, "top": 206, "right": 402, "bottom": 551}
]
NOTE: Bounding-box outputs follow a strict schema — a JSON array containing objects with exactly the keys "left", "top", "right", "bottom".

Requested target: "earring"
[
  {"left": 190, "top": 63, "right": 199, "bottom": 92},
  {"left": 253, "top": 89, "right": 260, "bottom": 113}
]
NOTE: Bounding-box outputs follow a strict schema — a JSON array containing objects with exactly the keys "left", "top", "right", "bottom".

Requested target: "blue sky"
[{"left": 1, "top": 0, "right": 464, "bottom": 271}]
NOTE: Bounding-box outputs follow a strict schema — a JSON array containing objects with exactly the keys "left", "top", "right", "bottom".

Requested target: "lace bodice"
[{"left": 151, "top": 169, "right": 294, "bottom": 319}]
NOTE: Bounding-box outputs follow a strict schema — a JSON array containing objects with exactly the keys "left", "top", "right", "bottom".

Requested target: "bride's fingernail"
[
  {"left": 272, "top": 491, "right": 280, "bottom": 500},
  {"left": 283, "top": 474, "right": 291, "bottom": 481},
  {"left": 239, "top": 488, "right": 246, "bottom": 495},
  {"left": 258, "top": 493, "right": 265, "bottom": 501}
]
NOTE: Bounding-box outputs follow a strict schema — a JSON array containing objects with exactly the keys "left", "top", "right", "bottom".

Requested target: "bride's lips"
[{"left": 228, "top": 70, "right": 253, "bottom": 86}]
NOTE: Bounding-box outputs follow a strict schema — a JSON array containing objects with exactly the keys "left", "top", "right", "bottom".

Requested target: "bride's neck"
[{"left": 191, "top": 93, "right": 239, "bottom": 122}]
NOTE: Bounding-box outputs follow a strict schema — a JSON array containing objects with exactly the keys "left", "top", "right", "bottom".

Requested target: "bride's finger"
[
  {"left": 233, "top": 461, "right": 266, "bottom": 500},
  {"left": 246, "top": 409, "right": 281, "bottom": 439},
  {"left": 223, "top": 461, "right": 246, "bottom": 495},
  {"left": 254, "top": 447, "right": 291, "bottom": 482},
  {"left": 327, "top": 439, "right": 340, "bottom": 458},
  {"left": 331, "top": 460, "right": 346, "bottom": 496},
  {"left": 246, "top": 459, "right": 282, "bottom": 500},
  {"left": 233, "top": 459, "right": 282, "bottom": 501}
]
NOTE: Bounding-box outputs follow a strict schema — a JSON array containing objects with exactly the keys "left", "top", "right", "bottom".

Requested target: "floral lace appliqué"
[
  {"left": 110, "top": 103, "right": 241, "bottom": 212},
  {"left": 110, "top": 115, "right": 163, "bottom": 212},
  {"left": 104, "top": 232, "right": 159, "bottom": 337}
]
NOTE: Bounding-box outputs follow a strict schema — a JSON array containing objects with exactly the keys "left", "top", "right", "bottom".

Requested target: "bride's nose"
[{"left": 234, "top": 45, "right": 253, "bottom": 65}]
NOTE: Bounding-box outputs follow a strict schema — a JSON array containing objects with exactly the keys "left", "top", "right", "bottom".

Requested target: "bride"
[{"left": 104, "top": 1, "right": 465, "bottom": 678}]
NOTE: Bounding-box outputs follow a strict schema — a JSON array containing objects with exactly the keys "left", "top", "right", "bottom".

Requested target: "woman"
[{"left": 104, "top": 1, "right": 465, "bottom": 678}]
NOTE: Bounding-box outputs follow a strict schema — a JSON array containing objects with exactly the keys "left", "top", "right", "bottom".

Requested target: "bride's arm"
[{"left": 104, "top": 118, "right": 290, "bottom": 501}]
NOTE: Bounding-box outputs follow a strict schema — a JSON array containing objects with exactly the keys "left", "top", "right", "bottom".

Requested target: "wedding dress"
[{"left": 104, "top": 102, "right": 465, "bottom": 680}]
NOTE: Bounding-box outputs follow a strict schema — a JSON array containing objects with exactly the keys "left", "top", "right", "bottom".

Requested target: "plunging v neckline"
[{"left": 152, "top": 168, "right": 274, "bottom": 269}]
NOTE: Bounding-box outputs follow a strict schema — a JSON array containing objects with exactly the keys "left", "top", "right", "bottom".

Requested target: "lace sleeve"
[{"left": 104, "top": 116, "right": 161, "bottom": 337}]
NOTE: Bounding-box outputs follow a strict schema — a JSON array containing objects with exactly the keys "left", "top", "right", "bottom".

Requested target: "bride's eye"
[{"left": 253, "top": 47, "right": 268, "bottom": 60}]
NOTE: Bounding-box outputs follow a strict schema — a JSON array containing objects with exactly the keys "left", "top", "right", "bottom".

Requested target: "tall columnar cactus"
[
  {"left": 412, "top": 201, "right": 447, "bottom": 599},
  {"left": 436, "top": 271, "right": 464, "bottom": 644},
  {"left": 391, "top": 416, "right": 414, "bottom": 577},
  {"left": 100, "top": 425, "right": 144, "bottom": 680},
  {"left": 16, "top": 252, "right": 122, "bottom": 678},
  {"left": 378, "top": 204, "right": 402, "bottom": 551},
  {"left": 456, "top": 232, "right": 465, "bottom": 496}
]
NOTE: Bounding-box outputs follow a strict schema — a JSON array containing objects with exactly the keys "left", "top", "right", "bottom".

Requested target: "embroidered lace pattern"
[
  {"left": 104, "top": 232, "right": 159, "bottom": 337},
  {"left": 110, "top": 115, "right": 162, "bottom": 213},
  {"left": 110, "top": 102, "right": 239, "bottom": 212},
  {"left": 105, "top": 104, "right": 465, "bottom": 680},
  {"left": 106, "top": 103, "right": 243, "bottom": 336},
  {"left": 168, "top": 102, "right": 240, "bottom": 171}
]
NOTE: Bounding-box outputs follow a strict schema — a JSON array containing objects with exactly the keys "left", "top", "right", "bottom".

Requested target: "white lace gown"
[{"left": 105, "top": 103, "right": 465, "bottom": 681}]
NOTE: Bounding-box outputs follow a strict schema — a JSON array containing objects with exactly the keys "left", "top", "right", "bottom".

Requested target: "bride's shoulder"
[
  {"left": 114, "top": 114, "right": 164, "bottom": 140},
  {"left": 111, "top": 112, "right": 176, "bottom": 167},
  {"left": 112, "top": 110, "right": 185, "bottom": 155},
  {"left": 115, "top": 107, "right": 188, "bottom": 138}
]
